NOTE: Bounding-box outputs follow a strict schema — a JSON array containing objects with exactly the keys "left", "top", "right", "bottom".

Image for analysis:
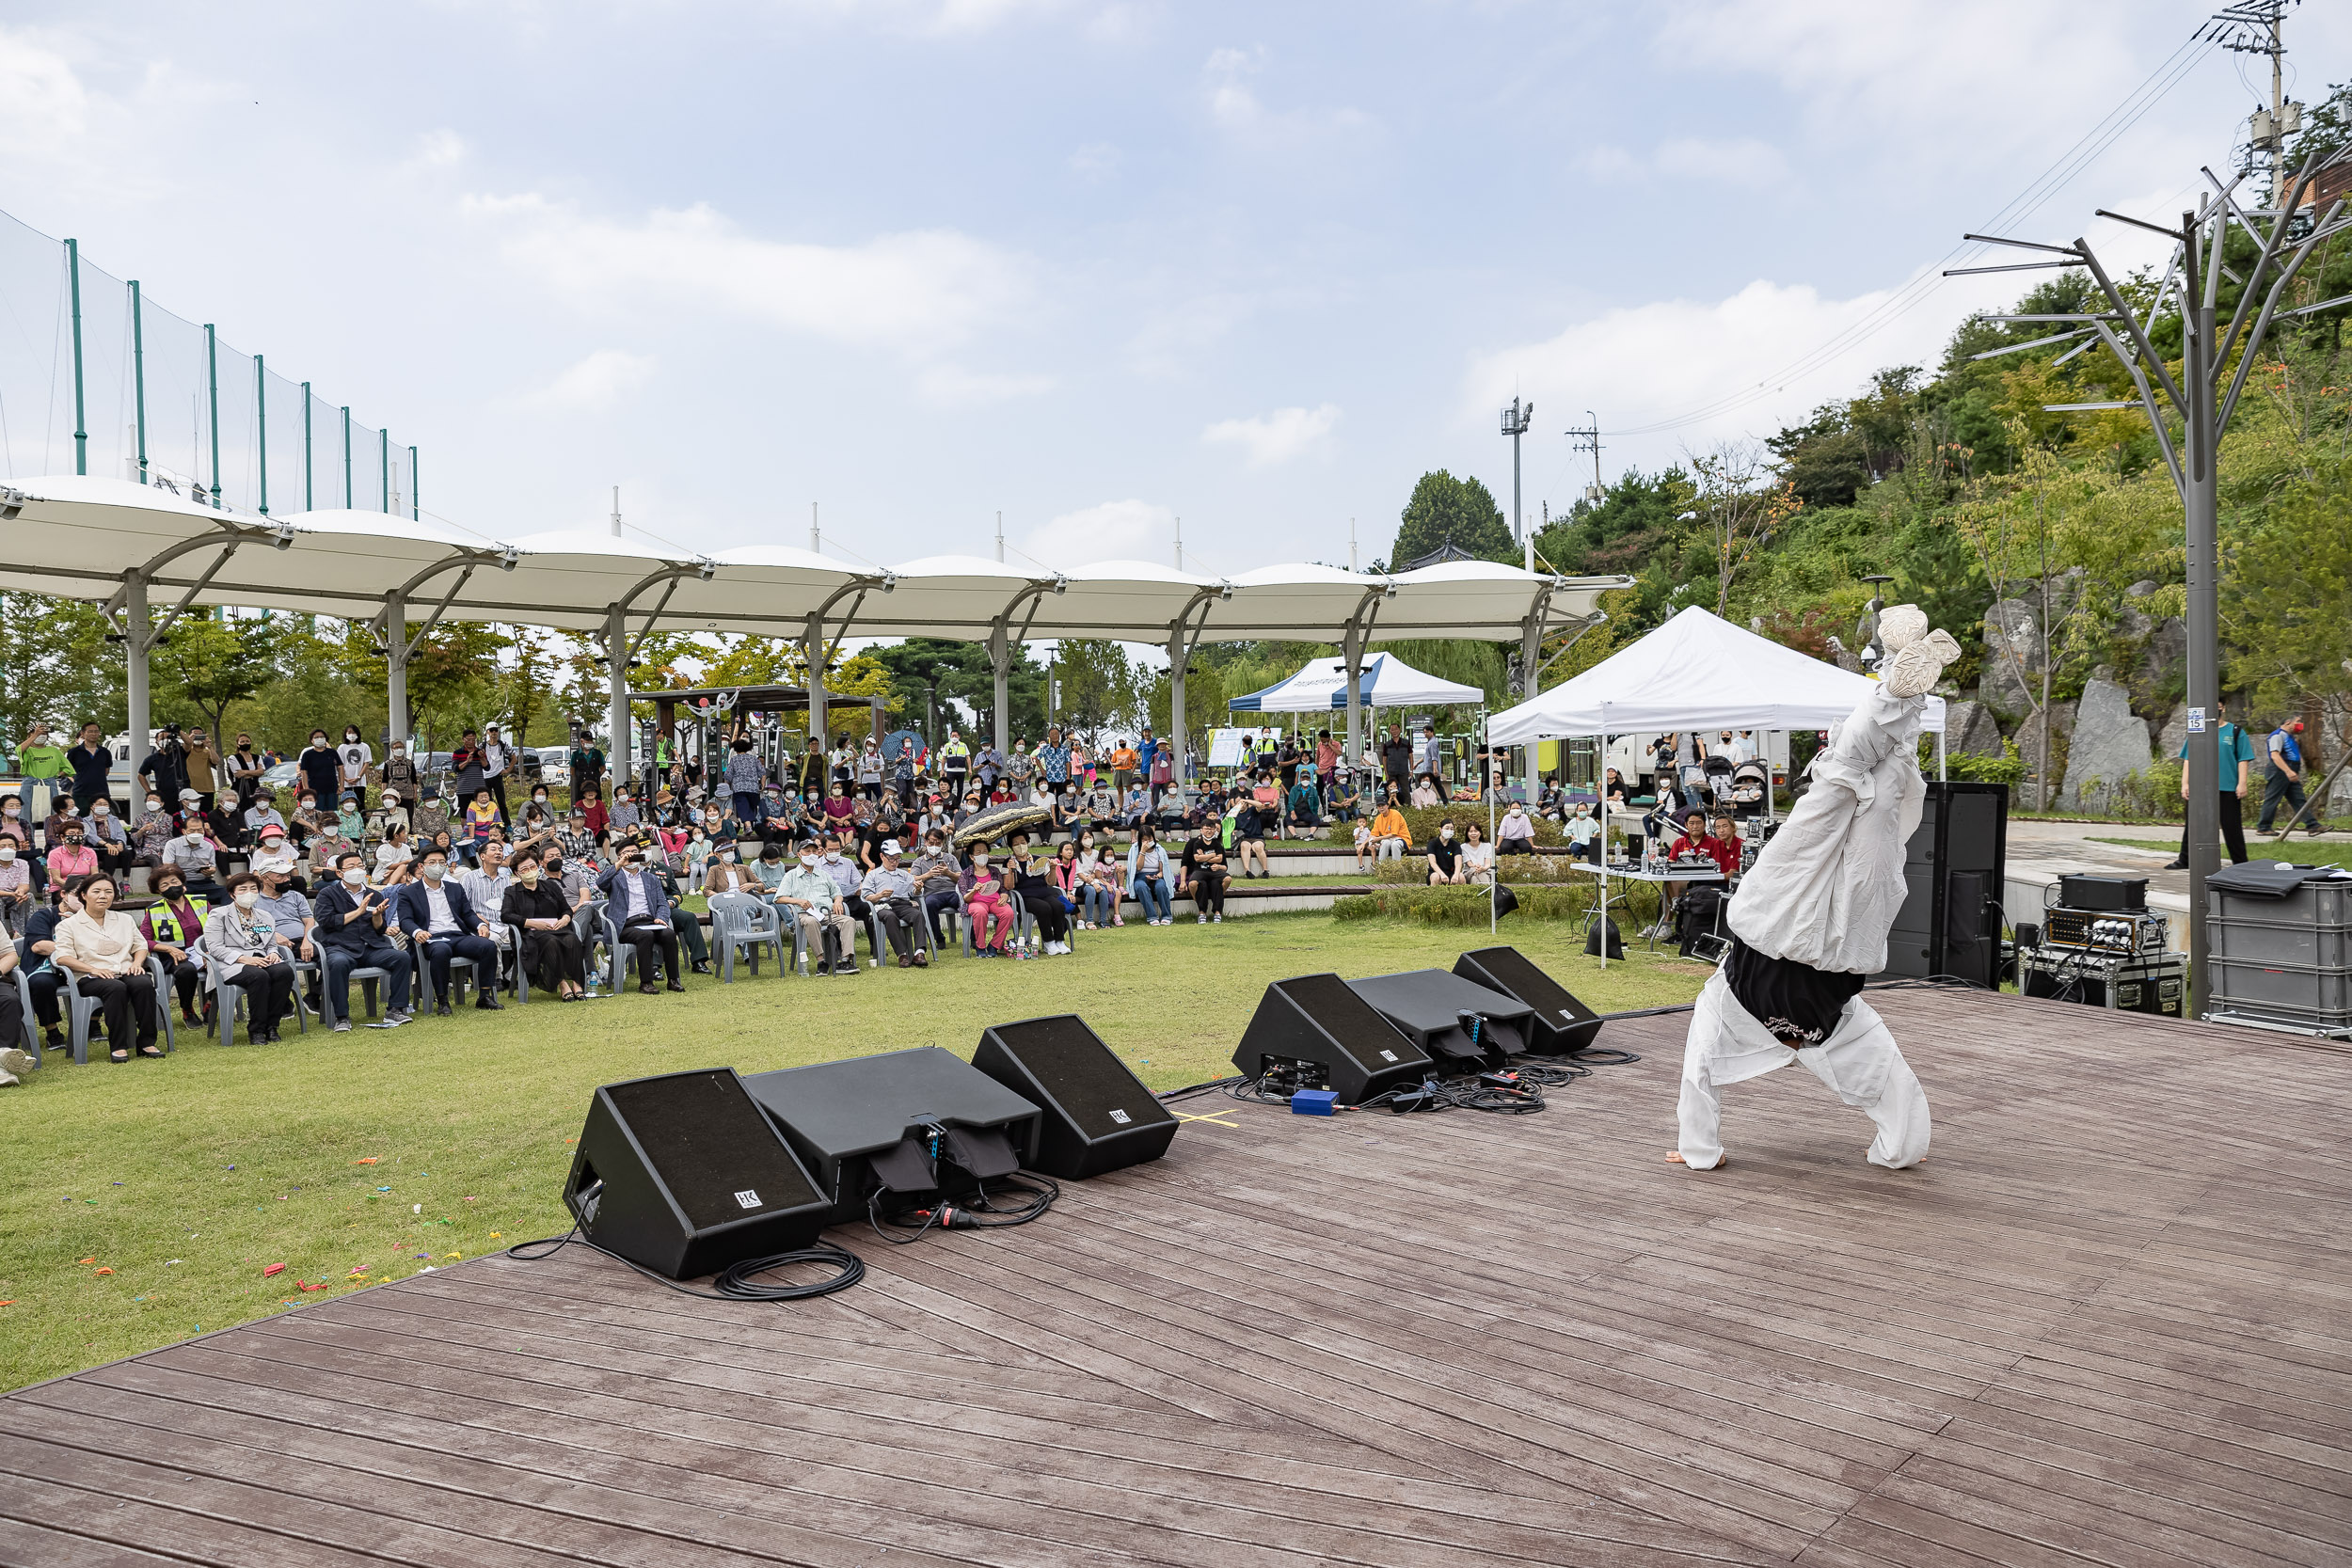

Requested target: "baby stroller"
[
  {"left": 1702, "top": 753, "right": 1736, "bottom": 809},
  {"left": 1726, "top": 758, "right": 1770, "bottom": 817}
]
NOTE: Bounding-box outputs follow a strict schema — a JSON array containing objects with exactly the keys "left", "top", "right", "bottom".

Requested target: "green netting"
[{"left": 0, "top": 207, "right": 415, "bottom": 518}]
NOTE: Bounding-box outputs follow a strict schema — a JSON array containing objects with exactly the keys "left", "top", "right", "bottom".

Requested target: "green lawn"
[
  {"left": 2089, "top": 835, "right": 2352, "bottom": 871},
  {"left": 0, "top": 911, "right": 1707, "bottom": 1391}
]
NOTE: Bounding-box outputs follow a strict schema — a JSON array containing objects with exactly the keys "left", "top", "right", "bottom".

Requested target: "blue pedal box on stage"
[{"left": 1291, "top": 1088, "right": 1338, "bottom": 1117}]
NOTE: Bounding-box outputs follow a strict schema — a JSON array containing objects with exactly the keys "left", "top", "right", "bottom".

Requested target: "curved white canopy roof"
[{"left": 0, "top": 475, "right": 1630, "bottom": 644}]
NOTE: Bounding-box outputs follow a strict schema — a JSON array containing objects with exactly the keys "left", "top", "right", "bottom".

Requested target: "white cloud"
[
  {"left": 518, "top": 349, "right": 655, "bottom": 411},
  {"left": 1464, "top": 274, "right": 2022, "bottom": 464},
  {"left": 915, "top": 363, "right": 1056, "bottom": 407},
  {"left": 1025, "top": 498, "right": 1172, "bottom": 563},
  {"left": 1201, "top": 403, "right": 1341, "bottom": 467},
  {"left": 1200, "top": 46, "right": 1375, "bottom": 148},
  {"left": 411, "top": 128, "right": 468, "bottom": 168},
  {"left": 1069, "top": 140, "right": 1120, "bottom": 180},
  {"left": 468, "top": 194, "right": 1034, "bottom": 356},
  {"left": 1583, "top": 135, "right": 1789, "bottom": 187},
  {"left": 0, "top": 28, "right": 87, "bottom": 160}
]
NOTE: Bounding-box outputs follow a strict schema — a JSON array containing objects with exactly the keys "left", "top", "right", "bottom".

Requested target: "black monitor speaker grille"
[
  {"left": 990, "top": 1016, "right": 1150, "bottom": 1112},
  {"left": 1279, "top": 973, "right": 1410, "bottom": 1061},
  {"left": 606, "top": 1071, "right": 821, "bottom": 1232}
]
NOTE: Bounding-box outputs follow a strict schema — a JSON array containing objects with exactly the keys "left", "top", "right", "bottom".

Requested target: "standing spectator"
[
  {"left": 449, "top": 729, "right": 486, "bottom": 805},
  {"left": 2260, "top": 718, "right": 2318, "bottom": 837},
  {"left": 54, "top": 875, "right": 162, "bottom": 1060},
  {"left": 721, "top": 736, "right": 766, "bottom": 825},
  {"left": 1275, "top": 734, "right": 1301, "bottom": 792},
  {"left": 16, "top": 721, "right": 67, "bottom": 826},
  {"left": 203, "top": 871, "right": 297, "bottom": 1043},
  {"left": 311, "top": 851, "right": 415, "bottom": 1029},
  {"left": 975, "top": 740, "right": 1003, "bottom": 793},
  {"left": 139, "top": 868, "right": 210, "bottom": 1026},
  {"left": 1149, "top": 734, "right": 1176, "bottom": 805},
  {"left": 1380, "top": 723, "right": 1412, "bottom": 800},
  {"left": 480, "top": 724, "right": 512, "bottom": 820},
  {"left": 1006, "top": 738, "right": 1038, "bottom": 798},
  {"left": 569, "top": 727, "right": 607, "bottom": 804},
  {"left": 892, "top": 739, "right": 918, "bottom": 810},
  {"left": 1136, "top": 727, "right": 1160, "bottom": 787},
  {"left": 297, "top": 728, "right": 341, "bottom": 807},
  {"left": 1131, "top": 823, "right": 1173, "bottom": 925},
  {"left": 137, "top": 724, "right": 191, "bottom": 809},
  {"left": 2166, "top": 695, "right": 2255, "bottom": 868},
  {"left": 67, "top": 721, "right": 116, "bottom": 814},
  {"left": 1179, "top": 819, "right": 1228, "bottom": 924},
  {"left": 1067, "top": 738, "right": 1090, "bottom": 793},
  {"left": 1109, "top": 737, "right": 1139, "bottom": 796},
  {"left": 1039, "top": 727, "right": 1070, "bottom": 800},
  {"left": 182, "top": 727, "right": 221, "bottom": 814},
  {"left": 380, "top": 737, "right": 421, "bottom": 807},
  {"left": 228, "top": 731, "right": 267, "bottom": 809},
  {"left": 856, "top": 736, "right": 886, "bottom": 801},
  {"left": 335, "top": 724, "right": 373, "bottom": 801},
  {"left": 938, "top": 727, "right": 971, "bottom": 796}
]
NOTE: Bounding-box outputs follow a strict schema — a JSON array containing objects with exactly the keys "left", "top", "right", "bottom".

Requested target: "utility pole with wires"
[
  {"left": 994, "top": 509, "right": 1003, "bottom": 564},
  {"left": 1949, "top": 137, "right": 2352, "bottom": 1014},
  {"left": 2206, "top": 0, "right": 2303, "bottom": 199},
  {"left": 1501, "top": 397, "right": 1535, "bottom": 571},
  {"left": 1564, "top": 413, "right": 1606, "bottom": 505}
]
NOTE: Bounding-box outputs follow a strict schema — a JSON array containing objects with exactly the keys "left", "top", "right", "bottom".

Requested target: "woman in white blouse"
[
  {"left": 1459, "top": 821, "right": 1498, "bottom": 886},
  {"left": 373, "top": 822, "right": 417, "bottom": 884},
  {"left": 53, "top": 875, "right": 162, "bottom": 1060}
]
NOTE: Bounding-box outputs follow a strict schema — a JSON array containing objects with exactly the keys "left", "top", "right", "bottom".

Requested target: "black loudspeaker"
[
  {"left": 564, "top": 1069, "right": 832, "bottom": 1280},
  {"left": 1346, "top": 970, "right": 1533, "bottom": 1069},
  {"left": 1454, "top": 945, "right": 1604, "bottom": 1055},
  {"left": 2058, "top": 873, "right": 2147, "bottom": 912},
  {"left": 972, "top": 1015, "right": 1179, "bottom": 1180},
  {"left": 1878, "top": 780, "right": 2008, "bottom": 989},
  {"left": 745, "top": 1048, "right": 1043, "bottom": 1227},
  {"left": 1232, "top": 973, "right": 1432, "bottom": 1104}
]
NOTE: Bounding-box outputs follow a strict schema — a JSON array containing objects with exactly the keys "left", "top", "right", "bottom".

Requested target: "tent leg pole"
[
  {"left": 1937, "top": 729, "right": 1947, "bottom": 783},
  {"left": 1597, "top": 731, "right": 1608, "bottom": 971},
  {"left": 1486, "top": 708, "right": 1496, "bottom": 937}
]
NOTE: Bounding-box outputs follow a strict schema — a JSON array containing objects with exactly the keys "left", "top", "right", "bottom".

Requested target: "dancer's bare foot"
[{"left": 1666, "top": 1150, "right": 1728, "bottom": 1170}]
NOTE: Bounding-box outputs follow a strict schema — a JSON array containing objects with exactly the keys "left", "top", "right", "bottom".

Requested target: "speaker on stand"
[
  {"left": 972, "top": 1015, "right": 1179, "bottom": 1180},
  {"left": 564, "top": 1068, "right": 833, "bottom": 1280}
]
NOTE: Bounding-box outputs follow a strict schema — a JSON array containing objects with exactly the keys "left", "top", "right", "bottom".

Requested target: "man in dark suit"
[
  {"left": 389, "top": 843, "right": 505, "bottom": 1016},
  {"left": 596, "top": 838, "right": 686, "bottom": 993},
  {"left": 312, "top": 851, "right": 414, "bottom": 1031}
]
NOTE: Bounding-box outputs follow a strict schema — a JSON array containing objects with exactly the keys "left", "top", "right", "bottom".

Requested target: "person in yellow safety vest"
[
  {"left": 938, "top": 730, "right": 972, "bottom": 794},
  {"left": 140, "top": 869, "right": 213, "bottom": 1027}
]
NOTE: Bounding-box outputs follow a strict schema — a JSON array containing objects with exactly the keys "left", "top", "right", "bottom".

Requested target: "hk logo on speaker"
[
  {"left": 734, "top": 1190, "right": 762, "bottom": 1210},
  {"left": 1108, "top": 1109, "right": 1131, "bottom": 1125}
]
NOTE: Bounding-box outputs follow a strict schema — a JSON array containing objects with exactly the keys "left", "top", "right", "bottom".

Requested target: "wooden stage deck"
[{"left": 6, "top": 987, "right": 2349, "bottom": 1567}]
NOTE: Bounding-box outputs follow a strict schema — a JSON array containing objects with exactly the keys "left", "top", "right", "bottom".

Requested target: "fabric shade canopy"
[
  {"left": 1486, "top": 605, "right": 1947, "bottom": 741},
  {"left": 1229, "top": 652, "right": 1486, "bottom": 713}
]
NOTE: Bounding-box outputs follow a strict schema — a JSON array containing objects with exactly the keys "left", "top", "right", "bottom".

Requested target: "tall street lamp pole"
[{"left": 1501, "top": 397, "right": 1534, "bottom": 572}]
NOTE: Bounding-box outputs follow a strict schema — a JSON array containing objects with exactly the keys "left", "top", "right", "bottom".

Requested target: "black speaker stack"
[
  {"left": 565, "top": 1016, "right": 1178, "bottom": 1281},
  {"left": 1875, "top": 780, "right": 2009, "bottom": 990}
]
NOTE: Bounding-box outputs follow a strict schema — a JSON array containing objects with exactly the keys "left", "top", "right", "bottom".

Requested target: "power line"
[{"left": 1610, "top": 33, "right": 2220, "bottom": 438}]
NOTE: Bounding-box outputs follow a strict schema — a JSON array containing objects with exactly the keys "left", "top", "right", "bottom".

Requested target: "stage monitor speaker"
[
  {"left": 1346, "top": 970, "right": 1533, "bottom": 1069},
  {"left": 745, "top": 1047, "right": 1043, "bottom": 1227},
  {"left": 1453, "top": 945, "right": 1604, "bottom": 1054},
  {"left": 973, "top": 1015, "right": 1179, "bottom": 1180},
  {"left": 564, "top": 1068, "right": 831, "bottom": 1280},
  {"left": 1232, "top": 973, "right": 1432, "bottom": 1104}
]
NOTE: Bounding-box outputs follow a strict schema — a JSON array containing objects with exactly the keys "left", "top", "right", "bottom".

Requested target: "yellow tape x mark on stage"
[{"left": 1175, "top": 1109, "right": 1242, "bottom": 1129}]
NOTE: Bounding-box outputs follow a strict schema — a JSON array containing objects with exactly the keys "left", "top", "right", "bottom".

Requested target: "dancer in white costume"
[{"left": 1671, "top": 606, "right": 1960, "bottom": 1172}]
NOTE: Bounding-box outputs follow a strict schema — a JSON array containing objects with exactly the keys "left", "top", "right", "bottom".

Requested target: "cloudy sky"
[{"left": 2, "top": 1, "right": 2341, "bottom": 575}]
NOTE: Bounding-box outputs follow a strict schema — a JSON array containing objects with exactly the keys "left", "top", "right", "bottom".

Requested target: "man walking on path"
[
  {"left": 2167, "top": 698, "right": 2256, "bottom": 868},
  {"left": 2259, "top": 719, "right": 2318, "bottom": 838}
]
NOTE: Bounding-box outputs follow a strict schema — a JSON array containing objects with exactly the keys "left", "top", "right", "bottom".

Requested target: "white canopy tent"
[
  {"left": 1228, "top": 652, "right": 1486, "bottom": 713},
  {"left": 1487, "top": 606, "right": 1946, "bottom": 742},
  {"left": 1485, "top": 605, "right": 1948, "bottom": 967},
  {"left": 0, "top": 475, "right": 1630, "bottom": 772}
]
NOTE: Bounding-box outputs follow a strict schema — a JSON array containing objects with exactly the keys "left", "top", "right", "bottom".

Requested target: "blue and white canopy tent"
[{"left": 1228, "top": 652, "right": 1486, "bottom": 713}]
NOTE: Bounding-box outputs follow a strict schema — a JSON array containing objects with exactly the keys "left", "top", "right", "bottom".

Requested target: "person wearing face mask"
[
  {"left": 311, "top": 850, "right": 415, "bottom": 1031},
  {"left": 599, "top": 840, "right": 687, "bottom": 993},
  {"left": 999, "top": 829, "right": 1073, "bottom": 954},
  {"left": 814, "top": 833, "right": 870, "bottom": 941},
  {"left": 956, "top": 842, "right": 1011, "bottom": 954},
  {"left": 228, "top": 732, "right": 265, "bottom": 808},
  {"left": 910, "top": 832, "right": 963, "bottom": 951},
  {"left": 388, "top": 847, "right": 505, "bottom": 1015},
  {"left": 552, "top": 805, "right": 597, "bottom": 868},
  {"left": 83, "top": 791, "right": 133, "bottom": 879},
  {"left": 332, "top": 724, "right": 373, "bottom": 803},
  {"left": 723, "top": 735, "right": 766, "bottom": 825},
  {"left": 202, "top": 872, "right": 295, "bottom": 1042},
  {"left": 608, "top": 787, "right": 642, "bottom": 836},
  {"left": 860, "top": 839, "right": 928, "bottom": 967},
  {"left": 140, "top": 868, "right": 213, "bottom": 1024},
  {"left": 0, "top": 832, "right": 32, "bottom": 936},
  {"left": 22, "top": 881, "right": 84, "bottom": 1050},
  {"left": 130, "top": 789, "right": 178, "bottom": 869},
  {"left": 776, "top": 844, "right": 857, "bottom": 976},
  {"left": 181, "top": 727, "right": 221, "bottom": 815},
  {"left": 521, "top": 785, "right": 557, "bottom": 838},
  {"left": 479, "top": 724, "right": 512, "bottom": 822},
  {"left": 502, "top": 847, "right": 591, "bottom": 1001},
  {"left": 704, "top": 836, "right": 756, "bottom": 896},
  {"left": 136, "top": 723, "right": 191, "bottom": 812},
  {"left": 161, "top": 810, "right": 229, "bottom": 903},
  {"left": 16, "top": 721, "right": 67, "bottom": 827},
  {"left": 379, "top": 737, "right": 419, "bottom": 808},
  {"left": 242, "top": 786, "right": 288, "bottom": 840},
  {"left": 66, "top": 721, "right": 115, "bottom": 815},
  {"left": 45, "top": 820, "right": 98, "bottom": 886},
  {"left": 1179, "top": 819, "right": 1228, "bottom": 924},
  {"left": 1424, "top": 818, "right": 1469, "bottom": 886},
  {"left": 749, "top": 840, "right": 790, "bottom": 897},
  {"left": 297, "top": 729, "right": 342, "bottom": 808},
  {"left": 54, "top": 874, "right": 162, "bottom": 1060}
]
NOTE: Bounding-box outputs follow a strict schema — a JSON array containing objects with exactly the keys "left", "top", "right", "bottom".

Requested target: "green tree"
[
  {"left": 1049, "top": 639, "right": 1143, "bottom": 745},
  {"left": 151, "top": 611, "right": 280, "bottom": 742},
  {"left": 0, "top": 593, "right": 121, "bottom": 748},
  {"left": 1392, "top": 471, "right": 1513, "bottom": 567}
]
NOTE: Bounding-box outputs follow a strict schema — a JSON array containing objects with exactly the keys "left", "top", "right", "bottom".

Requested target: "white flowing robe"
[{"left": 1726, "top": 682, "right": 1929, "bottom": 976}]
